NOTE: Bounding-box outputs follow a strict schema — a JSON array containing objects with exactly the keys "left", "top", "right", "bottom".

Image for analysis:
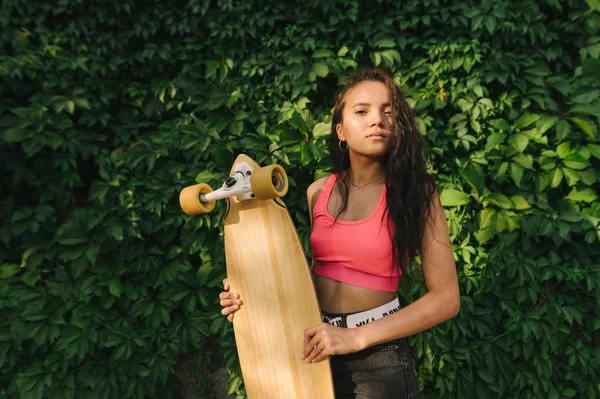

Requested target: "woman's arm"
[
  {"left": 352, "top": 191, "right": 460, "bottom": 350},
  {"left": 306, "top": 177, "right": 327, "bottom": 275}
]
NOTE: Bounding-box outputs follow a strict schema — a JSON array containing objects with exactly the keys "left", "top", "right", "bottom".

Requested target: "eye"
[
  {"left": 383, "top": 110, "right": 392, "bottom": 116},
  {"left": 356, "top": 110, "right": 367, "bottom": 115}
]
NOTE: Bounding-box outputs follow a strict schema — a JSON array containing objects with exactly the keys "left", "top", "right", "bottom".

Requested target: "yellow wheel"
[
  {"left": 250, "top": 164, "right": 289, "bottom": 200},
  {"left": 179, "top": 183, "right": 216, "bottom": 215}
]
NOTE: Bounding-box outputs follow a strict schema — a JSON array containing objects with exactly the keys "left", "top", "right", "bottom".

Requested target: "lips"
[{"left": 367, "top": 132, "right": 388, "bottom": 139}]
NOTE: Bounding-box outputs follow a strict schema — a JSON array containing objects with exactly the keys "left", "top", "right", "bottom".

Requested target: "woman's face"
[{"left": 336, "top": 80, "right": 394, "bottom": 159}]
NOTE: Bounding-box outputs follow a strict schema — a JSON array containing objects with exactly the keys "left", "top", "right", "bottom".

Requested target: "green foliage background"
[{"left": 1, "top": 0, "right": 599, "bottom": 398}]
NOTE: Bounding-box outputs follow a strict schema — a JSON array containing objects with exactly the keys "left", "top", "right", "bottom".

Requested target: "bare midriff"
[{"left": 315, "top": 274, "right": 397, "bottom": 314}]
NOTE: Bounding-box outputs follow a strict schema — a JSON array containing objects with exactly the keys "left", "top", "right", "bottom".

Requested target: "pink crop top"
[{"left": 309, "top": 174, "right": 401, "bottom": 292}]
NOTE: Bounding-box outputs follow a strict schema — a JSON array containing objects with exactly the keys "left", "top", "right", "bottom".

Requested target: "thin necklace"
[{"left": 348, "top": 174, "right": 386, "bottom": 190}]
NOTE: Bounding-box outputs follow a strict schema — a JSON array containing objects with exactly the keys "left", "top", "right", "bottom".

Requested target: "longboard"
[{"left": 180, "top": 154, "right": 335, "bottom": 399}]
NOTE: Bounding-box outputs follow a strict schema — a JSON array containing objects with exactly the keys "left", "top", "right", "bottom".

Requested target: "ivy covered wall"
[{"left": 1, "top": 1, "right": 599, "bottom": 398}]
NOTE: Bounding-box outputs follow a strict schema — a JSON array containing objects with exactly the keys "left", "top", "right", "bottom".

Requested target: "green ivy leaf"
[
  {"left": 312, "top": 62, "right": 329, "bottom": 78},
  {"left": 459, "top": 164, "right": 485, "bottom": 197},
  {"left": 587, "top": 143, "right": 600, "bottom": 159},
  {"left": 160, "top": 307, "right": 170, "bottom": 325},
  {"left": 478, "top": 368, "right": 495, "bottom": 384},
  {"left": 449, "top": 114, "right": 467, "bottom": 124},
  {"left": 440, "top": 189, "right": 470, "bottom": 206},
  {"left": 195, "top": 170, "right": 222, "bottom": 183},
  {"left": 370, "top": 52, "right": 382, "bottom": 67},
  {"left": 479, "top": 208, "right": 496, "bottom": 230},
  {"left": 1, "top": 263, "right": 20, "bottom": 279},
  {"left": 587, "top": 0, "right": 600, "bottom": 11},
  {"left": 86, "top": 244, "right": 100, "bottom": 265},
  {"left": 509, "top": 134, "right": 529, "bottom": 152},
  {"left": 451, "top": 57, "right": 463, "bottom": 70},
  {"left": 537, "top": 115, "right": 558, "bottom": 134},
  {"left": 112, "top": 224, "right": 123, "bottom": 241},
  {"left": 312, "top": 49, "right": 332, "bottom": 58},
  {"left": 515, "top": 113, "right": 540, "bottom": 129},
  {"left": 22, "top": 271, "right": 40, "bottom": 287},
  {"left": 487, "top": 193, "right": 514, "bottom": 209},
  {"left": 562, "top": 388, "right": 578, "bottom": 398},
  {"left": 569, "top": 117, "right": 596, "bottom": 140},
  {"left": 381, "top": 49, "right": 401, "bottom": 66},
  {"left": 73, "top": 98, "right": 91, "bottom": 110},
  {"left": 556, "top": 142, "right": 572, "bottom": 159},
  {"left": 490, "top": 119, "right": 510, "bottom": 131},
  {"left": 511, "top": 154, "right": 534, "bottom": 169},
  {"left": 563, "top": 154, "right": 589, "bottom": 170},
  {"left": 289, "top": 112, "right": 309, "bottom": 134},
  {"left": 510, "top": 163, "right": 524, "bottom": 187},
  {"left": 66, "top": 101, "right": 75, "bottom": 114},
  {"left": 485, "top": 133, "right": 506, "bottom": 151},
  {"left": 4, "top": 127, "right": 30, "bottom": 143},
  {"left": 556, "top": 120, "right": 572, "bottom": 141},
  {"left": 535, "top": 170, "right": 551, "bottom": 191},
  {"left": 227, "top": 375, "right": 243, "bottom": 395},
  {"left": 511, "top": 196, "right": 530, "bottom": 210},
  {"left": 282, "top": 63, "right": 303, "bottom": 79},
  {"left": 312, "top": 122, "right": 330, "bottom": 137},
  {"left": 551, "top": 168, "right": 564, "bottom": 188},
  {"left": 108, "top": 278, "right": 122, "bottom": 297},
  {"left": 566, "top": 188, "right": 598, "bottom": 203},
  {"left": 56, "top": 224, "right": 88, "bottom": 245},
  {"left": 375, "top": 38, "right": 396, "bottom": 48}
]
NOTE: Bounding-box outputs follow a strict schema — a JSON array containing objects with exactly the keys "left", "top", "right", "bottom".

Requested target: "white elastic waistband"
[{"left": 324, "top": 297, "right": 401, "bottom": 328}]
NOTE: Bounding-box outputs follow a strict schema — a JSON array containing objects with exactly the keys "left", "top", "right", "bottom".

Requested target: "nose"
[{"left": 370, "top": 111, "right": 385, "bottom": 128}]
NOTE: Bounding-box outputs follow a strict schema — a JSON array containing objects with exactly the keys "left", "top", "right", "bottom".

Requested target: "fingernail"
[
  {"left": 233, "top": 305, "right": 239, "bottom": 309},
  {"left": 235, "top": 300, "right": 241, "bottom": 304},
  {"left": 232, "top": 293, "right": 238, "bottom": 298}
]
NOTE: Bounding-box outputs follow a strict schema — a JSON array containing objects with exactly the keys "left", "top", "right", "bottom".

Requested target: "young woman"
[{"left": 219, "top": 68, "right": 460, "bottom": 398}]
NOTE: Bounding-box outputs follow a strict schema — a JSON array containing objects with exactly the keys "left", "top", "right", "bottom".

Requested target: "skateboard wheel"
[
  {"left": 250, "top": 164, "right": 289, "bottom": 200},
  {"left": 179, "top": 183, "right": 216, "bottom": 215}
]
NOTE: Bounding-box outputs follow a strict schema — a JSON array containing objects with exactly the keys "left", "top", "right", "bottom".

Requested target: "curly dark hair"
[{"left": 328, "top": 67, "right": 437, "bottom": 274}]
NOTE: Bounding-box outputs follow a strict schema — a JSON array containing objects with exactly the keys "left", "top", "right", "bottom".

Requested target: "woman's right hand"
[{"left": 220, "top": 278, "right": 243, "bottom": 322}]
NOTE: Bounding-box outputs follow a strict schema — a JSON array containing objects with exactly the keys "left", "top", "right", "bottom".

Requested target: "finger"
[
  {"left": 302, "top": 329, "right": 317, "bottom": 357},
  {"left": 305, "top": 343, "right": 323, "bottom": 363},
  {"left": 220, "top": 299, "right": 235, "bottom": 307},
  {"left": 309, "top": 338, "right": 333, "bottom": 363},
  {"left": 303, "top": 335, "right": 323, "bottom": 362},
  {"left": 223, "top": 278, "right": 230, "bottom": 290},
  {"left": 310, "top": 351, "right": 328, "bottom": 363},
  {"left": 221, "top": 304, "right": 239, "bottom": 316},
  {"left": 219, "top": 291, "right": 239, "bottom": 300},
  {"left": 227, "top": 313, "right": 234, "bottom": 322},
  {"left": 302, "top": 332, "right": 310, "bottom": 354},
  {"left": 219, "top": 291, "right": 231, "bottom": 300},
  {"left": 303, "top": 323, "right": 323, "bottom": 346},
  {"left": 302, "top": 323, "right": 328, "bottom": 355},
  {"left": 220, "top": 298, "right": 243, "bottom": 307}
]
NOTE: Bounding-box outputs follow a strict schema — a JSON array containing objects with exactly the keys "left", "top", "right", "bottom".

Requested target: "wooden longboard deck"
[{"left": 224, "top": 155, "right": 335, "bottom": 399}]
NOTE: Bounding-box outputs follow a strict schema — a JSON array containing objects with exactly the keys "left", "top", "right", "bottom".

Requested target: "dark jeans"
[{"left": 323, "top": 310, "right": 420, "bottom": 399}]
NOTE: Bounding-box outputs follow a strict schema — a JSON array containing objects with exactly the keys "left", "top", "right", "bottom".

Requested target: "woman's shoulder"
[
  {"left": 307, "top": 175, "right": 331, "bottom": 197},
  {"left": 307, "top": 175, "right": 332, "bottom": 216}
]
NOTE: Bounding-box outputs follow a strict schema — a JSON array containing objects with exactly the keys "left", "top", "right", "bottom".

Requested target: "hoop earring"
[{"left": 338, "top": 140, "right": 348, "bottom": 152}]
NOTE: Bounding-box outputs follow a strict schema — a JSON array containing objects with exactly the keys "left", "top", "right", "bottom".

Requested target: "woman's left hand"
[{"left": 302, "top": 323, "right": 362, "bottom": 363}]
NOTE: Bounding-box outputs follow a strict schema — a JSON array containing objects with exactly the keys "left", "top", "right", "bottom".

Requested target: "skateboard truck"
[
  {"left": 179, "top": 161, "right": 289, "bottom": 216},
  {"left": 201, "top": 162, "right": 255, "bottom": 202}
]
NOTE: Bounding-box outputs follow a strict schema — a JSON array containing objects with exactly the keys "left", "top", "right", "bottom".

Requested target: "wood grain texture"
[{"left": 224, "top": 154, "right": 334, "bottom": 399}]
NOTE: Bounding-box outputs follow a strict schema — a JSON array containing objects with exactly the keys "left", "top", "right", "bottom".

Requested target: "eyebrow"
[{"left": 352, "top": 103, "right": 392, "bottom": 108}]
